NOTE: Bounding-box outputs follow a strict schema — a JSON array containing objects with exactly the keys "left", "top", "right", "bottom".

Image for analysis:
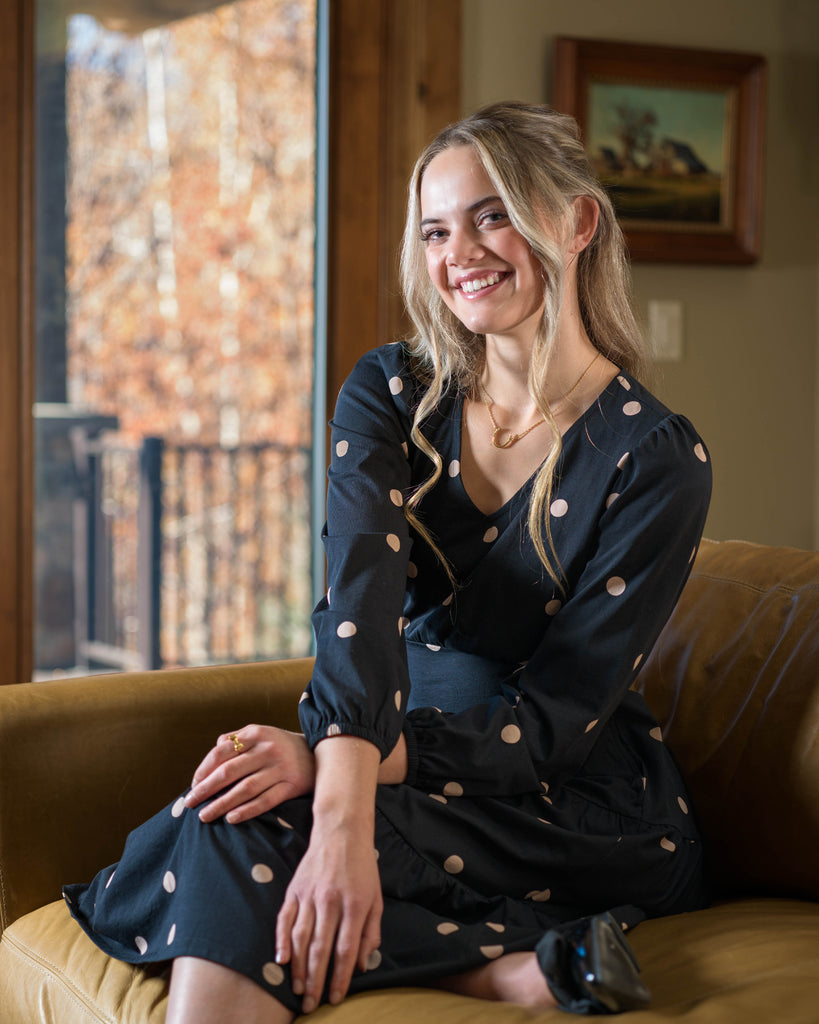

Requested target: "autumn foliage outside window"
[{"left": 35, "top": 0, "right": 317, "bottom": 674}]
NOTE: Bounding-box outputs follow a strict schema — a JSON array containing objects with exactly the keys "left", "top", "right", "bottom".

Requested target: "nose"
[{"left": 445, "top": 224, "right": 485, "bottom": 266}]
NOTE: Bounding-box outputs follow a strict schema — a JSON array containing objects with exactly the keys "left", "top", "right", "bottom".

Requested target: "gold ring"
[{"left": 229, "top": 733, "right": 244, "bottom": 753}]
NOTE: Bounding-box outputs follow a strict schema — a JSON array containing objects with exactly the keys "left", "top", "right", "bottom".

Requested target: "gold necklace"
[{"left": 479, "top": 351, "right": 601, "bottom": 450}]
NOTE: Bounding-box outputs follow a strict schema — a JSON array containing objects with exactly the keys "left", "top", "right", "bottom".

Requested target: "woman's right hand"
[{"left": 185, "top": 725, "right": 316, "bottom": 824}]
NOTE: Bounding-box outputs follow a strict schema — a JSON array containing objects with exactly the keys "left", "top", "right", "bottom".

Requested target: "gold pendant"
[{"left": 491, "top": 427, "right": 518, "bottom": 449}]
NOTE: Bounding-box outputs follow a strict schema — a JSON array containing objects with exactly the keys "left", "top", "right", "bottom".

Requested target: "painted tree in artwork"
[{"left": 612, "top": 102, "right": 657, "bottom": 169}]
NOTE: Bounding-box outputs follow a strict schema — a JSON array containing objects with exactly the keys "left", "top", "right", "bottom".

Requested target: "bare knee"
[{"left": 167, "top": 957, "right": 295, "bottom": 1024}]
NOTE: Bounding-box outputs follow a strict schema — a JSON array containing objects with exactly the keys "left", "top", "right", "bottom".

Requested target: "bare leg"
[
  {"left": 435, "top": 951, "right": 557, "bottom": 1011},
  {"left": 165, "top": 957, "right": 295, "bottom": 1024}
]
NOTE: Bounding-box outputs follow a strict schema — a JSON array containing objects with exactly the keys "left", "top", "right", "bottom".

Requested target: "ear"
[{"left": 568, "top": 195, "right": 599, "bottom": 255}]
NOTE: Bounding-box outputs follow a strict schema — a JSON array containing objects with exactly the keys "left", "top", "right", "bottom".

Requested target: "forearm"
[
  {"left": 377, "top": 731, "right": 408, "bottom": 785},
  {"left": 312, "top": 735, "right": 382, "bottom": 828}
]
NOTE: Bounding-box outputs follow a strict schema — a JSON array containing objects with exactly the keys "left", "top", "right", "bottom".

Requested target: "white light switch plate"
[{"left": 648, "top": 300, "right": 684, "bottom": 362}]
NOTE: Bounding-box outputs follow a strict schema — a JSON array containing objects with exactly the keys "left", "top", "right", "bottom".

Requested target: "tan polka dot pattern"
[
  {"left": 501, "top": 724, "right": 521, "bottom": 744},
  {"left": 263, "top": 962, "right": 285, "bottom": 986},
  {"left": 443, "top": 855, "right": 464, "bottom": 874},
  {"left": 606, "top": 576, "right": 626, "bottom": 596}
]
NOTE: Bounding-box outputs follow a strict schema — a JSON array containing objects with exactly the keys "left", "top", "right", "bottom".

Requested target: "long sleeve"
[
  {"left": 298, "top": 347, "right": 416, "bottom": 758},
  {"left": 403, "top": 412, "right": 712, "bottom": 797}
]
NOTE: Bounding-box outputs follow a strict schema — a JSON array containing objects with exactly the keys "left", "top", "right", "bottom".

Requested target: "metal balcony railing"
[{"left": 71, "top": 431, "right": 313, "bottom": 671}]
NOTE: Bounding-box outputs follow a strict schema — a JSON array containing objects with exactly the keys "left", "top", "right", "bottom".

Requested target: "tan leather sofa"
[{"left": 1, "top": 538, "right": 818, "bottom": 1022}]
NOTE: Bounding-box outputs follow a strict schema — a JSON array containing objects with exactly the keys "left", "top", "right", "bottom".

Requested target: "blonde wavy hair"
[{"left": 399, "top": 101, "right": 650, "bottom": 586}]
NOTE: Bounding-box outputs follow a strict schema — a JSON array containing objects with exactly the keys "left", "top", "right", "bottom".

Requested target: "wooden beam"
[
  {"left": 0, "top": 0, "right": 33, "bottom": 683},
  {"left": 326, "top": 0, "right": 461, "bottom": 416}
]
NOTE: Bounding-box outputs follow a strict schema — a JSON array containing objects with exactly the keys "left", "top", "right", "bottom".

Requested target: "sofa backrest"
[{"left": 638, "top": 538, "right": 819, "bottom": 901}]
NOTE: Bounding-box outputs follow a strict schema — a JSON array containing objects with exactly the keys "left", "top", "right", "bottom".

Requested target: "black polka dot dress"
[{"left": 65, "top": 343, "right": 712, "bottom": 1011}]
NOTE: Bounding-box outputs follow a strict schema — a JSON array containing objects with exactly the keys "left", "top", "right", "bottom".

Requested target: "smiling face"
[{"left": 419, "top": 145, "right": 546, "bottom": 345}]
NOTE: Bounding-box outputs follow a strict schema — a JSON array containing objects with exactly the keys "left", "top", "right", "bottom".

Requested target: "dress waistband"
[{"left": 405, "top": 640, "right": 518, "bottom": 714}]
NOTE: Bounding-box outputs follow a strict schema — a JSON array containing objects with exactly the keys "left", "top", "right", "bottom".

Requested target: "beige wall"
[{"left": 463, "top": 0, "right": 819, "bottom": 548}]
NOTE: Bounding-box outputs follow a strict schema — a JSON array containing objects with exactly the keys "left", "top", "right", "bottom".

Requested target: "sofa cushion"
[
  {"left": 2, "top": 898, "right": 818, "bottom": 1023},
  {"left": 639, "top": 540, "right": 819, "bottom": 899}
]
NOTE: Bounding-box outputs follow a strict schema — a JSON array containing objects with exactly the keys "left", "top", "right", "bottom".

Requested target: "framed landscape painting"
[{"left": 552, "top": 38, "right": 766, "bottom": 263}]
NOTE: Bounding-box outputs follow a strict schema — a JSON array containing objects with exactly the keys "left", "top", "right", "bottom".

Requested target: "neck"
[
  {"left": 481, "top": 335, "right": 534, "bottom": 404},
  {"left": 480, "top": 258, "right": 604, "bottom": 409},
  {"left": 482, "top": 330, "right": 600, "bottom": 412}
]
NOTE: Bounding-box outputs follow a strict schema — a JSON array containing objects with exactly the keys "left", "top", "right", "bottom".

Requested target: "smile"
[{"left": 458, "top": 272, "right": 505, "bottom": 295}]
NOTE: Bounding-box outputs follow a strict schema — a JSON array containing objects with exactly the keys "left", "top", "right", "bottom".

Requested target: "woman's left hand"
[
  {"left": 276, "top": 821, "right": 383, "bottom": 1013},
  {"left": 185, "top": 725, "right": 316, "bottom": 824},
  {"left": 276, "top": 735, "right": 384, "bottom": 1013}
]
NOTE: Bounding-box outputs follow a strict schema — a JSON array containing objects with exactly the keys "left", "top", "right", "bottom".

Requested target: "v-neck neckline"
[{"left": 452, "top": 371, "right": 622, "bottom": 519}]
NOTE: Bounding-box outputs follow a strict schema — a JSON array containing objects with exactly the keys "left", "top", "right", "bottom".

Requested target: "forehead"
[{"left": 419, "top": 145, "right": 496, "bottom": 216}]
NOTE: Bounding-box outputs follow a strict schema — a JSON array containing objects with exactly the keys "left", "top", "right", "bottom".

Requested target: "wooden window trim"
[
  {"left": 0, "top": 0, "right": 33, "bottom": 684},
  {"left": 327, "top": 0, "right": 461, "bottom": 411}
]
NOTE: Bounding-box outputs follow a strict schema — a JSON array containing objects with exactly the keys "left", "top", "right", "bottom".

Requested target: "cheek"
[
  {"left": 425, "top": 251, "right": 449, "bottom": 294},
  {"left": 522, "top": 255, "right": 545, "bottom": 299}
]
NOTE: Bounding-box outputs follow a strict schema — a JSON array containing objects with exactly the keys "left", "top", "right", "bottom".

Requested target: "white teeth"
[{"left": 461, "top": 272, "right": 502, "bottom": 294}]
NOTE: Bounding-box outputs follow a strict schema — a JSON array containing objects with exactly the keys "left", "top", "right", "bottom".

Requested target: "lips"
[{"left": 457, "top": 271, "right": 506, "bottom": 295}]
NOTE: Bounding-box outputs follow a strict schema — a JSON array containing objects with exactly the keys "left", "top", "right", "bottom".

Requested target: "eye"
[
  {"left": 421, "top": 228, "right": 447, "bottom": 245},
  {"left": 479, "top": 209, "right": 508, "bottom": 227}
]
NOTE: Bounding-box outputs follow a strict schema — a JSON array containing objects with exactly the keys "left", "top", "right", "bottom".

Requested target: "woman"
[{"left": 65, "top": 102, "right": 712, "bottom": 1020}]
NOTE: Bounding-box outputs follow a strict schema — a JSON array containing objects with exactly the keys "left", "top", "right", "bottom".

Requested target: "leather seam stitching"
[
  {"left": 1, "top": 927, "right": 116, "bottom": 1023},
  {"left": 690, "top": 572, "right": 817, "bottom": 598}
]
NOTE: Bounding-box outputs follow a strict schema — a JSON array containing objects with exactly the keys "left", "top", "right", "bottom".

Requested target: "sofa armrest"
[
  {"left": 0, "top": 658, "right": 313, "bottom": 935},
  {"left": 639, "top": 539, "right": 819, "bottom": 900}
]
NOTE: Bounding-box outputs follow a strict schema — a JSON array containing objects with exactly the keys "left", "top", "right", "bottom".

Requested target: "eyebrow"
[{"left": 419, "top": 194, "right": 503, "bottom": 230}]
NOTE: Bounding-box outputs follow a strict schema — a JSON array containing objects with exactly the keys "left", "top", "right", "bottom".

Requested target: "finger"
[
  {"left": 194, "top": 772, "right": 266, "bottom": 823},
  {"left": 187, "top": 736, "right": 256, "bottom": 810},
  {"left": 289, "top": 899, "right": 317, "bottom": 1000},
  {"left": 303, "top": 901, "right": 339, "bottom": 1013},
  {"left": 195, "top": 769, "right": 281, "bottom": 824},
  {"left": 328, "top": 911, "right": 366, "bottom": 1005},
  {"left": 189, "top": 733, "right": 243, "bottom": 792},
  {"left": 188, "top": 746, "right": 225, "bottom": 791},
  {"left": 356, "top": 903, "right": 383, "bottom": 974},
  {"left": 275, "top": 892, "right": 298, "bottom": 967},
  {"left": 218, "top": 781, "right": 299, "bottom": 825}
]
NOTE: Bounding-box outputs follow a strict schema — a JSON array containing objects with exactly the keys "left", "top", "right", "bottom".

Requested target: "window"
[{"left": 33, "top": 0, "right": 319, "bottom": 674}]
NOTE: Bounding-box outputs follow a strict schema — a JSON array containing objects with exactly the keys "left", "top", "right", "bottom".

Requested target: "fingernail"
[
  {"left": 302, "top": 996, "right": 316, "bottom": 1013},
  {"left": 292, "top": 978, "right": 304, "bottom": 995},
  {"left": 329, "top": 989, "right": 343, "bottom": 1005}
]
